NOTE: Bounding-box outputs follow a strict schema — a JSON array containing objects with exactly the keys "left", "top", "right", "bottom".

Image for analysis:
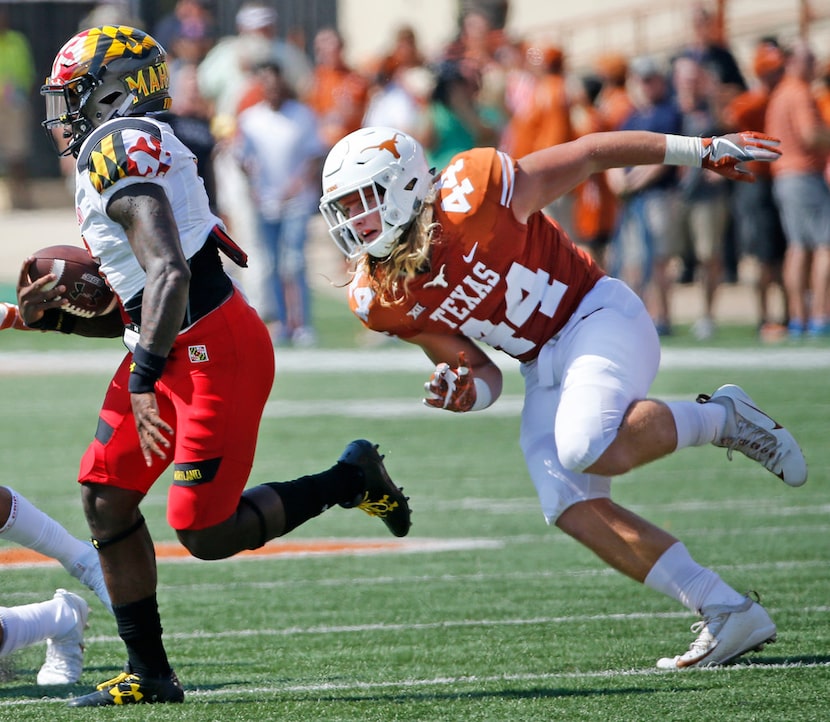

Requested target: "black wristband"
[
  {"left": 26, "top": 308, "right": 77, "bottom": 335},
  {"left": 128, "top": 344, "right": 168, "bottom": 394}
]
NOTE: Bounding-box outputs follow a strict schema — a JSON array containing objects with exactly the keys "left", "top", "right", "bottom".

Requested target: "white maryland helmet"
[{"left": 319, "top": 127, "right": 433, "bottom": 259}]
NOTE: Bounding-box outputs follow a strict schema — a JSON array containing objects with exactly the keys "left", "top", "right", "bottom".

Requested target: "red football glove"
[
  {"left": 423, "top": 351, "right": 477, "bottom": 412},
  {"left": 701, "top": 131, "right": 781, "bottom": 182}
]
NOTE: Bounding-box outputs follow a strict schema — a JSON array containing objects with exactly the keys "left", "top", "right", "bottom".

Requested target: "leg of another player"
[
  {"left": 0, "top": 594, "right": 81, "bottom": 656},
  {"left": 0, "top": 589, "right": 89, "bottom": 684},
  {"left": 0, "top": 486, "right": 111, "bottom": 612}
]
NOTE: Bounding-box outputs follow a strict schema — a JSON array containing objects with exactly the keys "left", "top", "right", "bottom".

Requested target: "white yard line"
[
  {"left": 1, "top": 346, "right": 830, "bottom": 376},
  {"left": 3, "top": 612, "right": 828, "bottom": 708}
]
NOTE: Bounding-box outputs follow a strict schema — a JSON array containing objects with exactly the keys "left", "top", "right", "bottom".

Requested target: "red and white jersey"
[
  {"left": 74, "top": 116, "right": 222, "bottom": 303},
  {"left": 348, "top": 147, "right": 605, "bottom": 362}
]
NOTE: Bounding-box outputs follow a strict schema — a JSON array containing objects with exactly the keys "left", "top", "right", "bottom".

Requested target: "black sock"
[
  {"left": 266, "top": 463, "right": 364, "bottom": 533},
  {"left": 114, "top": 594, "right": 172, "bottom": 678}
]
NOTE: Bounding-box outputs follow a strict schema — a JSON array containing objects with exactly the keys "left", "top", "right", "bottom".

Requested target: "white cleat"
[
  {"left": 37, "top": 589, "right": 89, "bottom": 685},
  {"left": 699, "top": 384, "right": 807, "bottom": 487},
  {"left": 70, "top": 543, "right": 112, "bottom": 615},
  {"left": 657, "top": 594, "right": 777, "bottom": 669}
]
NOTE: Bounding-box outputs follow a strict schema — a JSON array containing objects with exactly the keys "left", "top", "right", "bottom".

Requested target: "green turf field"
[{"left": 0, "top": 293, "right": 828, "bottom": 721}]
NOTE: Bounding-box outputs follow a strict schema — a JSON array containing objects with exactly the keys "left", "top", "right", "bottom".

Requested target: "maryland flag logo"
[
  {"left": 187, "top": 344, "right": 209, "bottom": 363},
  {"left": 50, "top": 26, "right": 161, "bottom": 83},
  {"left": 88, "top": 127, "right": 172, "bottom": 193}
]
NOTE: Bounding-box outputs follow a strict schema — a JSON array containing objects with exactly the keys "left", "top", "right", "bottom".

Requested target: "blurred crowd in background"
[{"left": 2, "top": 0, "right": 830, "bottom": 346}]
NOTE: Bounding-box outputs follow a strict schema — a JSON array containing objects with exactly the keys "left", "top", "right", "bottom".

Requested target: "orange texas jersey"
[{"left": 348, "top": 147, "right": 605, "bottom": 362}]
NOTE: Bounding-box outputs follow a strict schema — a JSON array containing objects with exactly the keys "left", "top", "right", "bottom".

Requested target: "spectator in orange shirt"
[
  {"left": 502, "top": 44, "right": 575, "bottom": 235},
  {"left": 304, "top": 27, "right": 369, "bottom": 150},
  {"left": 765, "top": 39, "right": 830, "bottom": 337},
  {"left": 815, "top": 59, "right": 830, "bottom": 188},
  {"left": 570, "top": 74, "right": 618, "bottom": 265},
  {"left": 722, "top": 39, "right": 788, "bottom": 340},
  {"left": 816, "top": 59, "right": 830, "bottom": 126},
  {"left": 595, "top": 53, "right": 635, "bottom": 131},
  {"left": 502, "top": 44, "right": 573, "bottom": 158}
]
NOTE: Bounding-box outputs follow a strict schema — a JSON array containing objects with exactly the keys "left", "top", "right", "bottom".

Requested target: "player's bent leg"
[
  {"left": 175, "top": 439, "right": 411, "bottom": 560},
  {"left": 176, "top": 485, "right": 287, "bottom": 560},
  {"left": 555, "top": 498, "right": 678, "bottom": 583},
  {"left": 581, "top": 399, "right": 679, "bottom": 476},
  {"left": 176, "top": 439, "right": 411, "bottom": 559},
  {"left": 0, "top": 485, "right": 112, "bottom": 613}
]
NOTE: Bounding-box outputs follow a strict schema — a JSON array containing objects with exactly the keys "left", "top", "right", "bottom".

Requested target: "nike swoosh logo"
[{"left": 462, "top": 242, "right": 478, "bottom": 264}]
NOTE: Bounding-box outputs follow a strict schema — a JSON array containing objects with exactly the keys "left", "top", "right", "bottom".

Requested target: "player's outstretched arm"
[{"left": 512, "top": 130, "right": 780, "bottom": 222}]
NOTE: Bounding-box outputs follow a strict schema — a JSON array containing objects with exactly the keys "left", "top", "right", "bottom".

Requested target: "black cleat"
[
  {"left": 338, "top": 439, "right": 411, "bottom": 537},
  {"left": 67, "top": 669, "right": 184, "bottom": 707}
]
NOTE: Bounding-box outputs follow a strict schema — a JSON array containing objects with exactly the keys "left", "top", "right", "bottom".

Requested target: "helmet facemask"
[
  {"left": 42, "top": 72, "right": 106, "bottom": 157},
  {"left": 320, "top": 127, "right": 432, "bottom": 260},
  {"left": 320, "top": 173, "right": 421, "bottom": 260}
]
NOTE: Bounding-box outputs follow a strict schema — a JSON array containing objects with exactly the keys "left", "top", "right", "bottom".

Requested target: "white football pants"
[{"left": 519, "top": 276, "right": 661, "bottom": 523}]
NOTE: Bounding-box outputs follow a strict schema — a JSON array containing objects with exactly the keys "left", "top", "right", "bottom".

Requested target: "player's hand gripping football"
[
  {"left": 701, "top": 131, "right": 781, "bottom": 182},
  {"left": 424, "top": 351, "right": 477, "bottom": 412},
  {"left": 15, "top": 257, "right": 66, "bottom": 327}
]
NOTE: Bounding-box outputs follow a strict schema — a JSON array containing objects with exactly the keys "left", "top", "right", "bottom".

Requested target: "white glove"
[{"left": 701, "top": 131, "right": 781, "bottom": 181}]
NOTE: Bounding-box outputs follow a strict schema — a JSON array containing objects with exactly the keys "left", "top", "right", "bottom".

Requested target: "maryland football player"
[{"left": 29, "top": 26, "right": 411, "bottom": 707}]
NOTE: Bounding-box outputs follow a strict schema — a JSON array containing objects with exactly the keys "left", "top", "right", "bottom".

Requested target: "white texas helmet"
[{"left": 319, "top": 127, "right": 433, "bottom": 259}]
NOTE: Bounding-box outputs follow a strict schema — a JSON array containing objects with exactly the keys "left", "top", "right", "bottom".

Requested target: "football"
[{"left": 28, "top": 245, "right": 117, "bottom": 318}]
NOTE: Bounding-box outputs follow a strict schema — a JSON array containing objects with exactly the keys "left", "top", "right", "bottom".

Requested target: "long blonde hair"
[{"left": 362, "top": 185, "right": 440, "bottom": 305}]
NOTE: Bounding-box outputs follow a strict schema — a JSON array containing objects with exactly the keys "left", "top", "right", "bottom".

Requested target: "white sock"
[
  {"left": 644, "top": 542, "right": 746, "bottom": 614},
  {"left": 0, "top": 487, "right": 91, "bottom": 576},
  {"left": 666, "top": 400, "right": 727, "bottom": 450},
  {"left": 0, "top": 594, "right": 76, "bottom": 657}
]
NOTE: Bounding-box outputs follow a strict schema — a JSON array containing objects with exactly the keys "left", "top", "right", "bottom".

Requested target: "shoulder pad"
[
  {"left": 77, "top": 118, "right": 162, "bottom": 170},
  {"left": 77, "top": 118, "right": 171, "bottom": 194}
]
